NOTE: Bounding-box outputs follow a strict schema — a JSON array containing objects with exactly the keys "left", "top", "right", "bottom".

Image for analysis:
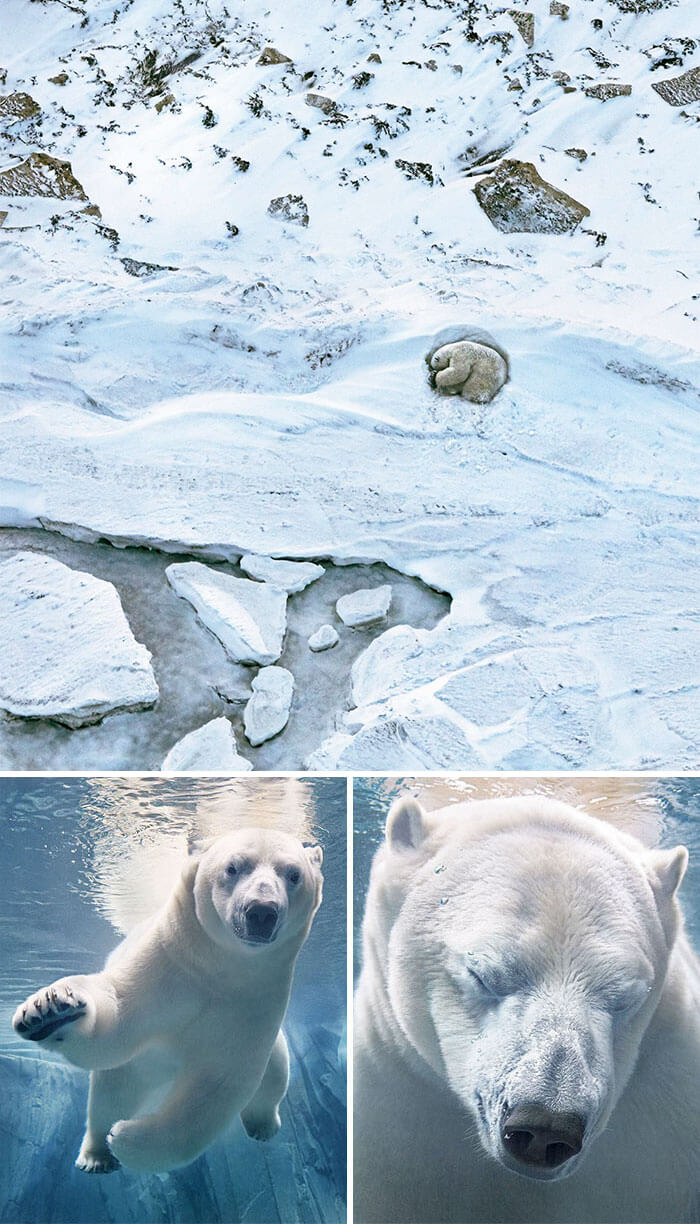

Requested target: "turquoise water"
[
  {"left": 353, "top": 776, "right": 700, "bottom": 978},
  {"left": 0, "top": 775, "right": 347, "bottom": 1224}
]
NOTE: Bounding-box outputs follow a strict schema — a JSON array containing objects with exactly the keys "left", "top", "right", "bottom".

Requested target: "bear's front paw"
[
  {"left": 241, "top": 1108, "right": 282, "bottom": 1142},
  {"left": 13, "top": 984, "right": 87, "bottom": 1042}
]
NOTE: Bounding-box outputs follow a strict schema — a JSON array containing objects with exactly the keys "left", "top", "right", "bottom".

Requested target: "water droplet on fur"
[
  {"left": 440, "top": 896, "right": 449, "bottom": 906},
  {"left": 434, "top": 863, "right": 446, "bottom": 874}
]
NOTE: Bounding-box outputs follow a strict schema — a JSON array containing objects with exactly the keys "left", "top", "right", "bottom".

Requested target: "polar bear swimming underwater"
[
  {"left": 13, "top": 827, "right": 323, "bottom": 1174},
  {"left": 354, "top": 794, "right": 700, "bottom": 1224}
]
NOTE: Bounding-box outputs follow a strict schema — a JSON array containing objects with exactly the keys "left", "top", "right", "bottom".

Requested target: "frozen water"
[
  {"left": 241, "top": 555, "right": 325, "bottom": 593},
  {"left": 244, "top": 666, "right": 295, "bottom": 747},
  {"left": 0, "top": 551, "right": 157, "bottom": 727},
  {"left": 162, "top": 717, "right": 253, "bottom": 771},
  {"left": 0, "top": 0, "right": 698, "bottom": 767},
  {"left": 166, "top": 562, "right": 288, "bottom": 666}
]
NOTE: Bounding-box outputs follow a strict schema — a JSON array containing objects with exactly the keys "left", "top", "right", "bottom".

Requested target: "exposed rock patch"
[
  {"left": 0, "top": 153, "right": 88, "bottom": 200},
  {"left": 0, "top": 93, "right": 40, "bottom": 120},
  {"left": 509, "top": 10, "right": 535, "bottom": 47},
  {"left": 257, "top": 47, "right": 293, "bottom": 66},
  {"left": 166, "top": 562, "right": 288, "bottom": 665},
  {"left": 0, "top": 551, "right": 158, "bottom": 728},
  {"left": 652, "top": 66, "right": 700, "bottom": 106},
  {"left": 584, "top": 82, "right": 632, "bottom": 100},
  {"left": 244, "top": 666, "right": 294, "bottom": 745},
  {"left": 267, "top": 193, "right": 309, "bottom": 226},
  {"left": 473, "top": 159, "right": 590, "bottom": 233}
]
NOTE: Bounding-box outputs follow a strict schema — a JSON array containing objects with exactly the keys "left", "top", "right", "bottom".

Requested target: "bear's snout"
[
  {"left": 244, "top": 901, "right": 281, "bottom": 944},
  {"left": 500, "top": 1104, "right": 585, "bottom": 1174}
]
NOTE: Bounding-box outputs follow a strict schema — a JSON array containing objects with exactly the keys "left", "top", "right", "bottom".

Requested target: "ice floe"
[
  {"left": 308, "top": 624, "right": 339, "bottom": 653},
  {"left": 336, "top": 586, "right": 392, "bottom": 629},
  {"left": 166, "top": 563, "right": 287, "bottom": 666},
  {"left": 243, "top": 666, "right": 294, "bottom": 746},
  {"left": 240, "top": 554, "right": 325, "bottom": 593},
  {"left": 0, "top": 551, "right": 157, "bottom": 728},
  {"left": 161, "top": 717, "right": 252, "bottom": 771}
]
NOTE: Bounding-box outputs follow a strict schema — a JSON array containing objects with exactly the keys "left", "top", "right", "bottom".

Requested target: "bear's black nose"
[
  {"left": 244, "top": 902, "right": 280, "bottom": 943},
  {"left": 501, "top": 1105, "right": 585, "bottom": 1169}
]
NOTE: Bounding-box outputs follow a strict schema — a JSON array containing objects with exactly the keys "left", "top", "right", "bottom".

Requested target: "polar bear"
[
  {"left": 425, "top": 325, "right": 509, "bottom": 403},
  {"left": 354, "top": 794, "right": 700, "bottom": 1224},
  {"left": 13, "top": 827, "right": 323, "bottom": 1175}
]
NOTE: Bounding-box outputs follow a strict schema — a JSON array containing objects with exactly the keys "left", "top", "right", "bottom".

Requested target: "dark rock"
[
  {"left": 584, "top": 82, "right": 632, "bottom": 100},
  {"left": 267, "top": 193, "right": 310, "bottom": 226},
  {"left": 395, "top": 158, "right": 435, "bottom": 185},
  {"left": 305, "top": 92, "right": 337, "bottom": 114},
  {"left": 550, "top": 1, "right": 569, "bottom": 15},
  {"left": 49, "top": 71, "right": 69, "bottom": 85},
  {"left": 0, "top": 92, "right": 40, "bottom": 120},
  {"left": 652, "top": 66, "right": 700, "bottom": 106},
  {"left": 473, "top": 159, "right": 590, "bottom": 234},
  {"left": 565, "top": 147, "right": 588, "bottom": 161},
  {"left": 120, "top": 257, "right": 176, "bottom": 277},
  {"left": 509, "top": 10, "right": 535, "bottom": 47},
  {"left": 257, "top": 46, "right": 293, "bottom": 66},
  {"left": 0, "top": 152, "right": 88, "bottom": 200}
]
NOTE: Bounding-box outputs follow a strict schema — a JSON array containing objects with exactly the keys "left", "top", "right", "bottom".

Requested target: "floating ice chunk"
[
  {"left": 244, "top": 666, "right": 294, "bottom": 746},
  {"left": 336, "top": 585, "right": 392, "bottom": 628},
  {"left": 0, "top": 551, "right": 158, "bottom": 727},
  {"left": 240, "top": 554, "right": 325, "bottom": 593},
  {"left": 308, "top": 624, "right": 339, "bottom": 652},
  {"left": 161, "top": 718, "right": 252, "bottom": 771},
  {"left": 166, "top": 563, "right": 287, "bottom": 665}
]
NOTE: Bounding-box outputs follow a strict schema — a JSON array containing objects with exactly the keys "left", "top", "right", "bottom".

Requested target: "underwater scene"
[
  {"left": 353, "top": 775, "right": 700, "bottom": 978},
  {"left": 0, "top": 775, "right": 346, "bottom": 1224}
]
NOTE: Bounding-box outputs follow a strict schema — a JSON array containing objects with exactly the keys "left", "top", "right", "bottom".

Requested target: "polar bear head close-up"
[
  {"left": 191, "top": 828, "right": 324, "bottom": 954},
  {"left": 364, "top": 794, "right": 687, "bottom": 1184}
]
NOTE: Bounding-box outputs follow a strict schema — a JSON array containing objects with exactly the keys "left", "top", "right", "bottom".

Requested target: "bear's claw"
[{"left": 13, "top": 985, "right": 87, "bottom": 1042}]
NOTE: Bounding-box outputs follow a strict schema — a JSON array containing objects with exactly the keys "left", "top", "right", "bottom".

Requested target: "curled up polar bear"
[
  {"left": 426, "top": 325, "right": 509, "bottom": 403},
  {"left": 354, "top": 794, "right": 700, "bottom": 1224},
  {"left": 13, "top": 828, "right": 323, "bottom": 1174}
]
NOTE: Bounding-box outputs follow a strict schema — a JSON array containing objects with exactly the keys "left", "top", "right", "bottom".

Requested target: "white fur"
[
  {"left": 354, "top": 795, "right": 700, "bottom": 1223},
  {"left": 13, "top": 828, "right": 323, "bottom": 1174}
]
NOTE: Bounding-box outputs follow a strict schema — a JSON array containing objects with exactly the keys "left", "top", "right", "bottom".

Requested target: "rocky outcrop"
[
  {"left": 243, "top": 666, "right": 294, "bottom": 745},
  {"left": 257, "top": 47, "right": 293, "bottom": 66},
  {"left": 0, "top": 93, "right": 40, "bottom": 120},
  {"left": 267, "top": 193, "right": 310, "bottom": 226},
  {"left": 509, "top": 10, "right": 535, "bottom": 47},
  {"left": 473, "top": 159, "right": 590, "bottom": 234},
  {"left": 161, "top": 718, "right": 252, "bottom": 770},
  {"left": 0, "top": 152, "right": 87, "bottom": 200},
  {"left": 584, "top": 82, "right": 632, "bottom": 100},
  {"left": 166, "top": 563, "right": 288, "bottom": 665},
  {"left": 0, "top": 552, "right": 158, "bottom": 727},
  {"left": 652, "top": 66, "right": 700, "bottom": 107}
]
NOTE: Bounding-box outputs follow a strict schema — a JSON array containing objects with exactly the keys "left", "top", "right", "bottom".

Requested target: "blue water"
[
  {"left": 0, "top": 776, "right": 346, "bottom": 1224},
  {"left": 353, "top": 776, "right": 700, "bottom": 979}
]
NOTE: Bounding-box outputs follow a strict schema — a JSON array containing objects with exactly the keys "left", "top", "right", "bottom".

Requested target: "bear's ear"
[
  {"left": 386, "top": 797, "right": 428, "bottom": 853},
  {"left": 304, "top": 843, "right": 323, "bottom": 870},
  {"left": 647, "top": 845, "right": 688, "bottom": 901},
  {"left": 187, "top": 832, "right": 216, "bottom": 858}
]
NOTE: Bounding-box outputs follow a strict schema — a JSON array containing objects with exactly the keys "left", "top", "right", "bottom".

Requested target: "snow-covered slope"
[{"left": 1, "top": 0, "right": 698, "bottom": 768}]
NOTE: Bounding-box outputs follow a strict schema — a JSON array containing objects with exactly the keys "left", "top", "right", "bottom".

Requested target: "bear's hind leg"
[
  {"left": 241, "top": 1030, "right": 289, "bottom": 1142},
  {"left": 77, "top": 1062, "right": 149, "bottom": 1174}
]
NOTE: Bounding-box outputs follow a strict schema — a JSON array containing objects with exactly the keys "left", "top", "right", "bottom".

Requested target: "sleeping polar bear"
[
  {"left": 13, "top": 827, "right": 323, "bottom": 1174},
  {"left": 425, "top": 325, "right": 510, "bottom": 403},
  {"left": 354, "top": 794, "right": 700, "bottom": 1224}
]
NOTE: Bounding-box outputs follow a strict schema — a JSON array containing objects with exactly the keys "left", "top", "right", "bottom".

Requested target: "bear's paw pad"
[
  {"left": 13, "top": 985, "right": 87, "bottom": 1041},
  {"left": 241, "top": 1109, "right": 282, "bottom": 1142}
]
